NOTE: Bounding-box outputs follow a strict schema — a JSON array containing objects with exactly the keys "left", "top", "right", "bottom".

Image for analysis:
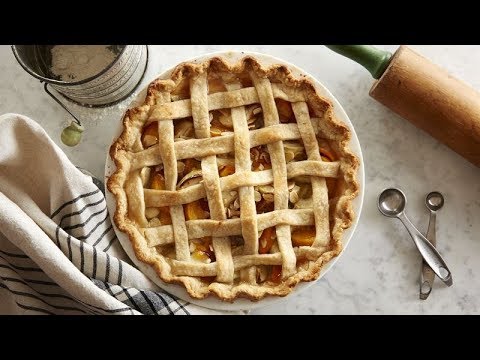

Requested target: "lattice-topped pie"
[{"left": 107, "top": 56, "right": 359, "bottom": 301}]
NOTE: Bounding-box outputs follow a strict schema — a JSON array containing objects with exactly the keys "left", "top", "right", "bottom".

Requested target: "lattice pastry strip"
[
  {"left": 292, "top": 101, "right": 330, "bottom": 247},
  {"left": 129, "top": 117, "right": 343, "bottom": 175},
  {"left": 154, "top": 91, "right": 191, "bottom": 261},
  {"left": 170, "top": 246, "right": 329, "bottom": 277},
  {"left": 190, "top": 72, "right": 234, "bottom": 283},
  {"left": 149, "top": 84, "right": 306, "bottom": 122},
  {"left": 142, "top": 161, "right": 339, "bottom": 208},
  {"left": 145, "top": 208, "right": 316, "bottom": 246},
  {"left": 250, "top": 72, "right": 296, "bottom": 278},
  {"left": 130, "top": 123, "right": 302, "bottom": 171},
  {"left": 227, "top": 82, "right": 260, "bottom": 283}
]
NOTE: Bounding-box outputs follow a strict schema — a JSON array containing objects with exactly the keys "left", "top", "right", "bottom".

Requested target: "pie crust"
[{"left": 107, "top": 56, "right": 359, "bottom": 301}]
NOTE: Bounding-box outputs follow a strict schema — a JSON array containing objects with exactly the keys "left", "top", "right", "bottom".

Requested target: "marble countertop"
[{"left": 1, "top": 45, "right": 479, "bottom": 315}]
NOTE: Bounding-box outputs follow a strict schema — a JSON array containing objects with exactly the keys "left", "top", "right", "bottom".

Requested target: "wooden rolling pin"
[{"left": 326, "top": 45, "right": 480, "bottom": 167}]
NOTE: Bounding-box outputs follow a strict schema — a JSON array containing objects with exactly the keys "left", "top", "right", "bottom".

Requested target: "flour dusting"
[{"left": 50, "top": 45, "right": 117, "bottom": 82}]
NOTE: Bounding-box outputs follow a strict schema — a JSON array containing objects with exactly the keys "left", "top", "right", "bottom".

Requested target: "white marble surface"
[{"left": 1, "top": 45, "right": 480, "bottom": 315}]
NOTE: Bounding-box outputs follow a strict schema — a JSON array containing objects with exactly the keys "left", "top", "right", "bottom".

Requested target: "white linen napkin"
[{"left": 0, "top": 113, "right": 236, "bottom": 315}]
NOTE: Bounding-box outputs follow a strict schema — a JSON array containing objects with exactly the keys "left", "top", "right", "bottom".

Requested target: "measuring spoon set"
[{"left": 378, "top": 188, "right": 452, "bottom": 299}]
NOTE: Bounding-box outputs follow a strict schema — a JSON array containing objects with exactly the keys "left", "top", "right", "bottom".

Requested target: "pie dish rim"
[{"left": 105, "top": 50, "right": 364, "bottom": 309}]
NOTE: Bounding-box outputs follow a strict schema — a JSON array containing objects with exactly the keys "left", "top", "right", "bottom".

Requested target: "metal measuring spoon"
[
  {"left": 378, "top": 188, "right": 453, "bottom": 287},
  {"left": 419, "top": 192, "right": 445, "bottom": 300}
]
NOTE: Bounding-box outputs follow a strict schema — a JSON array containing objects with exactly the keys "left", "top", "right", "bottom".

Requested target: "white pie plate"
[{"left": 105, "top": 51, "right": 365, "bottom": 312}]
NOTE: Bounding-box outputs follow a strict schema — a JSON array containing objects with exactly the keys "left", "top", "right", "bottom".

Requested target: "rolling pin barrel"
[{"left": 370, "top": 46, "right": 480, "bottom": 167}]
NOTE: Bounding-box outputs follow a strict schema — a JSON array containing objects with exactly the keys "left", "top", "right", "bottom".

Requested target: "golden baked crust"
[{"left": 107, "top": 56, "right": 359, "bottom": 301}]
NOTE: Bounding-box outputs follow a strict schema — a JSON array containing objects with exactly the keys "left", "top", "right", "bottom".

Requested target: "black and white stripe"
[
  {"left": 48, "top": 188, "right": 191, "bottom": 315},
  {"left": 0, "top": 252, "right": 133, "bottom": 315},
  {"left": 3, "top": 179, "right": 194, "bottom": 315},
  {"left": 92, "top": 280, "right": 190, "bottom": 315}
]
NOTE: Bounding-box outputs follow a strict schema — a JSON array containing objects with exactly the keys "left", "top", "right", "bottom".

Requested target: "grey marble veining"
[{"left": 2, "top": 45, "right": 479, "bottom": 314}]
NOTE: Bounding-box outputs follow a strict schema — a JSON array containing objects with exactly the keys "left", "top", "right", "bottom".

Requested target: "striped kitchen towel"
[{"left": 0, "top": 113, "right": 237, "bottom": 315}]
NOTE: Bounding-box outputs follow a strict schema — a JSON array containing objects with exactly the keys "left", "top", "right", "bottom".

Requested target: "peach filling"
[
  {"left": 141, "top": 121, "right": 159, "bottom": 148},
  {"left": 150, "top": 171, "right": 171, "bottom": 225},
  {"left": 184, "top": 199, "right": 214, "bottom": 263},
  {"left": 270, "top": 265, "right": 282, "bottom": 283},
  {"left": 259, "top": 227, "right": 275, "bottom": 254},
  {"left": 291, "top": 226, "right": 316, "bottom": 247},
  {"left": 219, "top": 164, "right": 235, "bottom": 177},
  {"left": 275, "top": 99, "right": 295, "bottom": 123},
  {"left": 320, "top": 147, "right": 337, "bottom": 197}
]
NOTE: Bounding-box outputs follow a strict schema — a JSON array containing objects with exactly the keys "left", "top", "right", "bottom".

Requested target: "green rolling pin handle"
[{"left": 325, "top": 45, "right": 393, "bottom": 79}]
